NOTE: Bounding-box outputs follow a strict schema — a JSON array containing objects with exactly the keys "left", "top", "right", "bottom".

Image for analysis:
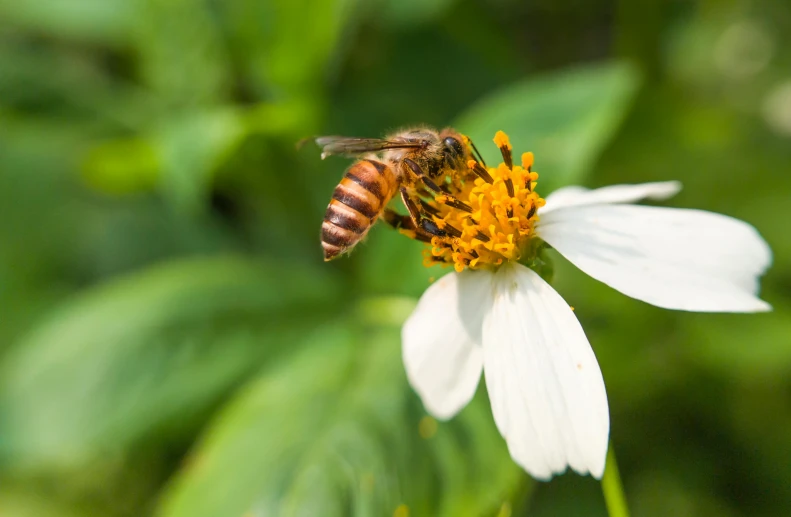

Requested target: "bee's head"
[{"left": 442, "top": 136, "right": 465, "bottom": 161}]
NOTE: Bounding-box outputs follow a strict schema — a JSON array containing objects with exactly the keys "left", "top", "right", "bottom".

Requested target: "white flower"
[{"left": 400, "top": 134, "right": 772, "bottom": 481}]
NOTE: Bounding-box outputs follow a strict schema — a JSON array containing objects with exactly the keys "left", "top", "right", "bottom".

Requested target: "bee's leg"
[
  {"left": 382, "top": 208, "right": 414, "bottom": 230},
  {"left": 399, "top": 187, "right": 462, "bottom": 239},
  {"left": 400, "top": 187, "right": 444, "bottom": 237},
  {"left": 382, "top": 209, "right": 432, "bottom": 243},
  {"left": 403, "top": 158, "right": 473, "bottom": 213}
]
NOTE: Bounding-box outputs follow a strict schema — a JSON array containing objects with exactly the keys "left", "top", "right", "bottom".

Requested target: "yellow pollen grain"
[
  {"left": 521, "top": 152, "right": 534, "bottom": 170},
  {"left": 494, "top": 130, "right": 512, "bottom": 150}
]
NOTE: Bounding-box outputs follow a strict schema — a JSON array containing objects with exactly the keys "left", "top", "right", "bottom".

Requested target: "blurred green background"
[{"left": 1, "top": 0, "right": 790, "bottom": 516}]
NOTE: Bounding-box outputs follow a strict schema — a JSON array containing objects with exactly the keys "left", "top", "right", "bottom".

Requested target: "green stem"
[{"left": 601, "top": 442, "right": 630, "bottom": 517}]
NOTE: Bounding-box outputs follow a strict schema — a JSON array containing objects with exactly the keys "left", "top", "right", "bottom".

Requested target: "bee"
[{"left": 315, "top": 127, "right": 487, "bottom": 260}]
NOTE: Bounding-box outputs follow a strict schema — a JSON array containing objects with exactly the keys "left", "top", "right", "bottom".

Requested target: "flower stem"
[{"left": 601, "top": 442, "right": 630, "bottom": 517}]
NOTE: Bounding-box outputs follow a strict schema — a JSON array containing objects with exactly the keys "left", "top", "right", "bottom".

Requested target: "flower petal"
[
  {"left": 402, "top": 269, "right": 494, "bottom": 420},
  {"left": 538, "top": 204, "right": 772, "bottom": 312},
  {"left": 541, "top": 181, "right": 682, "bottom": 215},
  {"left": 482, "top": 263, "right": 609, "bottom": 480}
]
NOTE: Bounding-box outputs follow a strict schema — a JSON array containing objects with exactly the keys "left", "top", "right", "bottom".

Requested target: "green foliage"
[
  {"left": 682, "top": 306, "right": 791, "bottom": 380},
  {"left": 0, "top": 0, "right": 134, "bottom": 45},
  {"left": 157, "top": 315, "right": 521, "bottom": 517},
  {"left": 0, "top": 257, "right": 336, "bottom": 466},
  {"left": 219, "top": 0, "right": 355, "bottom": 98},
  {"left": 456, "top": 62, "right": 641, "bottom": 194},
  {"left": 82, "top": 138, "right": 161, "bottom": 194},
  {"left": 155, "top": 109, "right": 248, "bottom": 212},
  {"left": 137, "top": 0, "right": 230, "bottom": 108},
  {"left": 0, "top": 487, "right": 87, "bottom": 517},
  {"left": 377, "top": 0, "right": 458, "bottom": 26}
]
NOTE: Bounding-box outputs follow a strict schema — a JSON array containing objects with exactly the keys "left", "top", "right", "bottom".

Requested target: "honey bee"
[{"left": 315, "top": 127, "right": 487, "bottom": 260}]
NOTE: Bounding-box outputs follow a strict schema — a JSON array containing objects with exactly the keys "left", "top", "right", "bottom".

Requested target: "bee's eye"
[{"left": 443, "top": 137, "right": 464, "bottom": 159}]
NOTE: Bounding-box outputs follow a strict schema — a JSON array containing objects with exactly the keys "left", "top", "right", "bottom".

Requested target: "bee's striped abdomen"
[{"left": 322, "top": 159, "right": 396, "bottom": 260}]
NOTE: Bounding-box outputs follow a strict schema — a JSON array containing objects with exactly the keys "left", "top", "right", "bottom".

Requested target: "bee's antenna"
[{"left": 469, "top": 138, "right": 487, "bottom": 167}]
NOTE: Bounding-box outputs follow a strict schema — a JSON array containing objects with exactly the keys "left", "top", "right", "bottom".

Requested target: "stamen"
[
  {"left": 504, "top": 178, "right": 515, "bottom": 198},
  {"left": 522, "top": 152, "right": 535, "bottom": 191},
  {"left": 436, "top": 195, "right": 473, "bottom": 213},
  {"left": 521, "top": 152, "right": 534, "bottom": 171},
  {"left": 474, "top": 231, "right": 490, "bottom": 242},
  {"left": 443, "top": 223, "right": 463, "bottom": 238},
  {"left": 467, "top": 160, "right": 494, "bottom": 183},
  {"left": 527, "top": 205, "right": 537, "bottom": 218},
  {"left": 494, "top": 130, "right": 513, "bottom": 170}
]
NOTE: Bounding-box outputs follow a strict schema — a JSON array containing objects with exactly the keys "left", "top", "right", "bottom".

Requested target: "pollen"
[
  {"left": 494, "top": 130, "right": 512, "bottom": 151},
  {"left": 416, "top": 131, "right": 544, "bottom": 272}
]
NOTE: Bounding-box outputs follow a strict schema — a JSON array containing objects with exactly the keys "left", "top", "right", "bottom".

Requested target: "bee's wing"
[{"left": 315, "top": 136, "right": 422, "bottom": 159}]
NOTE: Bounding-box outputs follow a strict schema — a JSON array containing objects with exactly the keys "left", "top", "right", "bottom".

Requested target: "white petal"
[
  {"left": 538, "top": 205, "right": 772, "bottom": 312},
  {"left": 541, "top": 181, "right": 682, "bottom": 215},
  {"left": 482, "top": 263, "right": 609, "bottom": 480},
  {"left": 402, "top": 269, "right": 494, "bottom": 420}
]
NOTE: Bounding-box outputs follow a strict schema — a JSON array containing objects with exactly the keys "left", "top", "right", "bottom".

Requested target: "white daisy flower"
[{"left": 400, "top": 131, "right": 771, "bottom": 480}]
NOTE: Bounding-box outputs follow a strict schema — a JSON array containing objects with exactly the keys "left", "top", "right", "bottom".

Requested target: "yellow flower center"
[{"left": 402, "top": 131, "right": 545, "bottom": 272}]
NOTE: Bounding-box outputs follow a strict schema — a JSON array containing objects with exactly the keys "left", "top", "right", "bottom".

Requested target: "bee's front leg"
[
  {"left": 402, "top": 159, "right": 473, "bottom": 213},
  {"left": 382, "top": 208, "right": 432, "bottom": 243},
  {"left": 397, "top": 187, "right": 450, "bottom": 239}
]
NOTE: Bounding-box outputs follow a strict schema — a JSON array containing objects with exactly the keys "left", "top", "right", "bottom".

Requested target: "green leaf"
[
  {"left": 81, "top": 138, "right": 160, "bottom": 194},
  {"left": 353, "top": 226, "right": 440, "bottom": 298},
  {"left": 427, "top": 389, "right": 526, "bottom": 517},
  {"left": 0, "top": 256, "right": 337, "bottom": 466},
  {"left": 156, "top": 325, "right": 403, "bottom": 517},
  {"left": 455, "top": 61, "right": 642, "bottom": 193},
  {"left": 376, "top": 0, "right": 458, "bottom": 26},
  {"left": 0, "top": 115, "right": 104, "bottom": 347},
  {"left": 681, "top": 306, "right": 791, "bottom": 381},
  {"left": 0, "top": 487, "right": 88, "bottom": 517},
  {"left": 82, "top": 108, "right": 247, "bottom": 209},
  {"left": 0, "top": 43, "right": 156, "bottom": 130},
  {"left": 219, "top": 0, "right": 355, "bottom": 99},
  {"left": 136, "top": 0, "right": 230, "bottom": 107},
  {"left": 0, "top": 0, "right": 134, "bottom": 45},
  {"left": 156, "top": 109, "right": 248, "bottom": 212},
  {"left": 156, "top": 306, "right": 522, "bottom": 517}
]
